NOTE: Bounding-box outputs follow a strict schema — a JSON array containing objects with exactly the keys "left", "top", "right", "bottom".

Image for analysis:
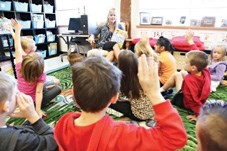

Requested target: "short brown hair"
[
  {"left": 21, "top": 52, "right": 44, "bottom": 82},
  {"left": 197, "top": 101, "right": 227, "bottom": 151},
  {"left": 67, "top": 52, "right": 84, "bottom": 66},
  {"left": 186, "top": 50, "right": 209, "bottom": 72},
  {"left": 72, "top": 55, "right": 122, "bottom": 112}
]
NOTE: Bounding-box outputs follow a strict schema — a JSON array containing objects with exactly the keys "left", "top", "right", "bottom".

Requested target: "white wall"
[{"left": 131, "top": 0, "right": 227, "bottom": 49}]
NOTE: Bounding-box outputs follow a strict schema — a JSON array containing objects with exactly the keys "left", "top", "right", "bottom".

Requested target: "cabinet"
[{"left": 0, "top": 0, "right": 59, "bottom": 59}]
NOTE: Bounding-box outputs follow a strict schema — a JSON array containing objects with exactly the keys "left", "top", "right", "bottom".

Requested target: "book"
[{"left": 111, "top": 28, "right": 127, "bottom": 48}]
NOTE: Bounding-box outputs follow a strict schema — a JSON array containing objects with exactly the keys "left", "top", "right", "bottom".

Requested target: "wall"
[{"left": 131, "top": 0, "right": 227, "bottom": 49}]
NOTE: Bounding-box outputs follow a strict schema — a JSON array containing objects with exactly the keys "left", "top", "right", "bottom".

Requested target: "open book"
[{"left": 111, "top": 28, "right": 127, "bottom": 48}]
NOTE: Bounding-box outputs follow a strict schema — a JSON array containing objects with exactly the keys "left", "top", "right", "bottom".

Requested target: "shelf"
[{"left": 137, "top": 25, "right": 227, "bottom": 31}]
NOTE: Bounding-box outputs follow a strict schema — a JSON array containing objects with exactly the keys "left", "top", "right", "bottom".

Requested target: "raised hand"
[
  {"left": 185, "top": 30, "right": 194, "bottom": 45},
  {"left": 138, "top": 54, "right": 165, "bottom": 105},
  {"left": 13, "top": 92, "right": 40, "bottom": 124}
]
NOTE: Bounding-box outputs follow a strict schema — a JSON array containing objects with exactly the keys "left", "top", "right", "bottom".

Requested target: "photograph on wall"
[
  {"left": 139, "top": 12, "right": 151, "bottom": 25},
  {"left": 179, "top": 16, "right": 186, "bottom": 24},
  {"left": 201, "top": 17, "right": 216, "bottom": 27},
  {"left": 151, "top": 17, "right": 163, "bottom": 25},
  {"left": 221, "top": 19, "right": 227, "bottom": 27},
  {"left": 190, "top": 19, "right": 201, "bottom": 26}
]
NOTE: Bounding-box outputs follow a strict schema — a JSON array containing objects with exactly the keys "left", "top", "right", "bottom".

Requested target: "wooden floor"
[{"left": 44, "top": 55, "right": 69, "bottom": 74}]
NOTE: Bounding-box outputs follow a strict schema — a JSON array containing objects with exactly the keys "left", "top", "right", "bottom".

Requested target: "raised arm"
[
  {"left": 138, "top": 54, "right": 164, "bottom": 105},
  {"left": 134, "top": 54, "right": 187, "bottom": 150},
  {"left": 10, "top": 19, "right": 24, "bottom": 63},
  {"left": 185, "top": 30, "right": 199, "bottom": 50}
]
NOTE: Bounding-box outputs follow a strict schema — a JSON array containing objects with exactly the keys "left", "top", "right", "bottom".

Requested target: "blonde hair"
[
  {"left": 21, "top": 52, "right": 44, "bottom": 82},
  {"left": 135, "top": 38, "right": 153, "bottom": 57},
  {"left": 106, "top": 8, "right": 117, "bottom": 26},
  {"left": 21, "top": 37, "right": 36, "bottom": 54},
  {"left": 210, "top": 45, "right": 227, "bottom": 62},
  {"left": 0, "top": 72, "right": 16, "bottom": 102}
]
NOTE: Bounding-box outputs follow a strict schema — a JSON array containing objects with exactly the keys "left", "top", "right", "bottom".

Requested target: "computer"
[{"left": 68, "top": 18, "right": 82, "bottom": 34}]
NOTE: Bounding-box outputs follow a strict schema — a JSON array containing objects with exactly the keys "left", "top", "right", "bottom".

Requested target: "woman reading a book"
[{"left": 87, "top": 8, "right": 127, "bottom": 61}]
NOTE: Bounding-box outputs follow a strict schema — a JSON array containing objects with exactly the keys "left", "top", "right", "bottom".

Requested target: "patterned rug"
[{"left": 7, "top": 67, "right": 227, "bottom": 151}]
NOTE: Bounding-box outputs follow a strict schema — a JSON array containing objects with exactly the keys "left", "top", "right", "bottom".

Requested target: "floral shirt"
[{"left": 120, "top": 91, "right": 154, "bottom": 120}]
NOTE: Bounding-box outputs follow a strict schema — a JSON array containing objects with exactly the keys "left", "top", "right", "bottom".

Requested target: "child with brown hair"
[
  {"left": 67, "top": 52, "right": 85, "bottom": 66},
  {"left": 0, "top": 71, "right": 57, "bottom": 151},
  {"left": 7, "top": 19, "right": 61, "bottom": 115},
  {"left": 134, "top": 36, "right": 155, "bottom": 57},
  {"left": 110, "top": 50, "right": 154, "bottom": 126},
  {"left": 10, "top": 19, "right": 61, "bottom": 117},
  {"left": 160, "top": 50, "right": 211, "bottom": 121},
  {"left": 196, "top": 101, "right": 227, "bottom": 151},
  {"left": 208, "top": 45, "right": 227, "bottom": 91},
  {"left": 54, "top": 55, "right": 187, "bottom": 151}
]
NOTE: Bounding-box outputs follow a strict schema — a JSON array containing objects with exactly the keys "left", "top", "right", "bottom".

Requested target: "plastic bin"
[
  {"left": 30, "top": 3, "right": 42, "bottom": 12},
  {"left": 14, "top": 2, "right": 28, "bottom": 12},
  {"left": 0, "top": 1, "right": 11, "bottom": 11},
  {"left": 0, "top": 61, "right": 14, "bottom": 77},
  {"left": 34, "top": 34, "right": 45, "bottom": 44},
  {"left": 32, "top": 21, "right": 44, "bottom": 29},
  {"left": 18, "top": 20, "right": 31, "bottom": 29},
  {"left": 43, "top": 4, "right": 53, "bottom": 13},
  {"left": 47, "top": 35, "right": 55, "bottom": 42},
  {"left": 36, "top": 50, "right": 46, "bottom": 58},
  {"left": 48, "top": 43, "right": 57, "bottom": 56},
  {"left": 45, "top": 20, "right": 55, "bottom": 28}
]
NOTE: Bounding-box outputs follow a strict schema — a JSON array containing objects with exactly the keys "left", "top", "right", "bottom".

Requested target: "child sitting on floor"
[
  {"left": 110, "top": 50, "right": 155, "bottom": 127},
  {"left": 134, "top": 36, "right": 156, "bottom": 57},
  {"left": 160, "top": 50, "right": 211, "bottom": 121},
  {"left": 154, "top": 36, "right": 177, "bottom": 86},
  {"left": 196, "top": 101, "right": 227, "bottom": 151},
  {"left": 5, "top": 19, "right": 61, "bottom": 105},
  {"left": 54, "top": 55, "right": 187, "bottom": 151},
  {"left": 208, "top": 45, "right": 227, "bottom": 92},
  {"left": 0, "top": 72, "right": 57, "bottom": 151}
]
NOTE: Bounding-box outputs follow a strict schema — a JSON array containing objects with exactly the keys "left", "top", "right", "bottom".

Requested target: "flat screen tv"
[{"left": 68, "top": 18, "right": 82, "bottom": 33}]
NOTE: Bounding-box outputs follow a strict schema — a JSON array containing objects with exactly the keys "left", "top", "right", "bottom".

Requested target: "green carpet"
[{"left": 7, "top": 67, "right": 227, "bottom": 150}]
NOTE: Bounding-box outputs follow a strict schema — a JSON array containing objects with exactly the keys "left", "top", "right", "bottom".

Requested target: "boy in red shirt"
[
  {"left": 160, "top": 50, "right": 211, "bottom": 121},
  {"left": 54, "top": 54, "right": 187, "bottom": 151}
]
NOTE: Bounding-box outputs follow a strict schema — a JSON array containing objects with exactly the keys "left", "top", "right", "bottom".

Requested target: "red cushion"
[{"left": 171, "top": 36, "right": 204, "bottom": 47}]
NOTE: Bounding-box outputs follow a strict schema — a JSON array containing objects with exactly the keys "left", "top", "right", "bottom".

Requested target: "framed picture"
[
  {"left": 139, "top": 12, "right": 150, "bottom": 25},
  {"left": 221, "top": 19, "right": 227, "bottom": 27},
  {"left": 180, "top": 16, "right": 186, "bottom": 24},
  {"left": 151, "top": 17, "right": 163, "bottom": 25},
  {"left": 201, "top": 17, "right": 216, "bottom": 27},
  {"left": 190, "top": 19, "right": 201, "bottom": 26}
]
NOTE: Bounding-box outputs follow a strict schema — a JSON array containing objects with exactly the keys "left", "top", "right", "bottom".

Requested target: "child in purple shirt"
[{"left": 208, "top": 45, "right": 227, "bottom": 91}]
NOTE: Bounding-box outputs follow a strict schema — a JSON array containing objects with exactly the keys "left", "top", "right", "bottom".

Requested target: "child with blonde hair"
[
  {"left": 208, "top": 45, "right": 227, "bottom": 91},
  {"left": 134, "top": 36, "right": 155, "bottom": 57},
  {"left": 0, "top": 71, "right": 58, "bottom": 151}
]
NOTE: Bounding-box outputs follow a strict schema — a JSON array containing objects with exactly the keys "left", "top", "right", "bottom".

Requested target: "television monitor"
[{"left": 68, "top": 18, "right": 82, "bottom": 33}]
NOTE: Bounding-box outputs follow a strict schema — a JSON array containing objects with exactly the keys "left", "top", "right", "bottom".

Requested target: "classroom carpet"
[{"left": 7, "top": 67, "right": 227, "bottom": 151}]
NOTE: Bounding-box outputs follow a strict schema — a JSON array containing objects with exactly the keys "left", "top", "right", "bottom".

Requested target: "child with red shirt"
[
  {"left": 54, "top": 54, "right": 187, "bottom": 151},
  {"left": 160, "top": 50, "right": 211, "bottom": 121}
]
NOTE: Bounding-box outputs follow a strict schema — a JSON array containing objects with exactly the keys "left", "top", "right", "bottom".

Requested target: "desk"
[{"left": 57, "top": 34, "right": 89, "bottom": 62}]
